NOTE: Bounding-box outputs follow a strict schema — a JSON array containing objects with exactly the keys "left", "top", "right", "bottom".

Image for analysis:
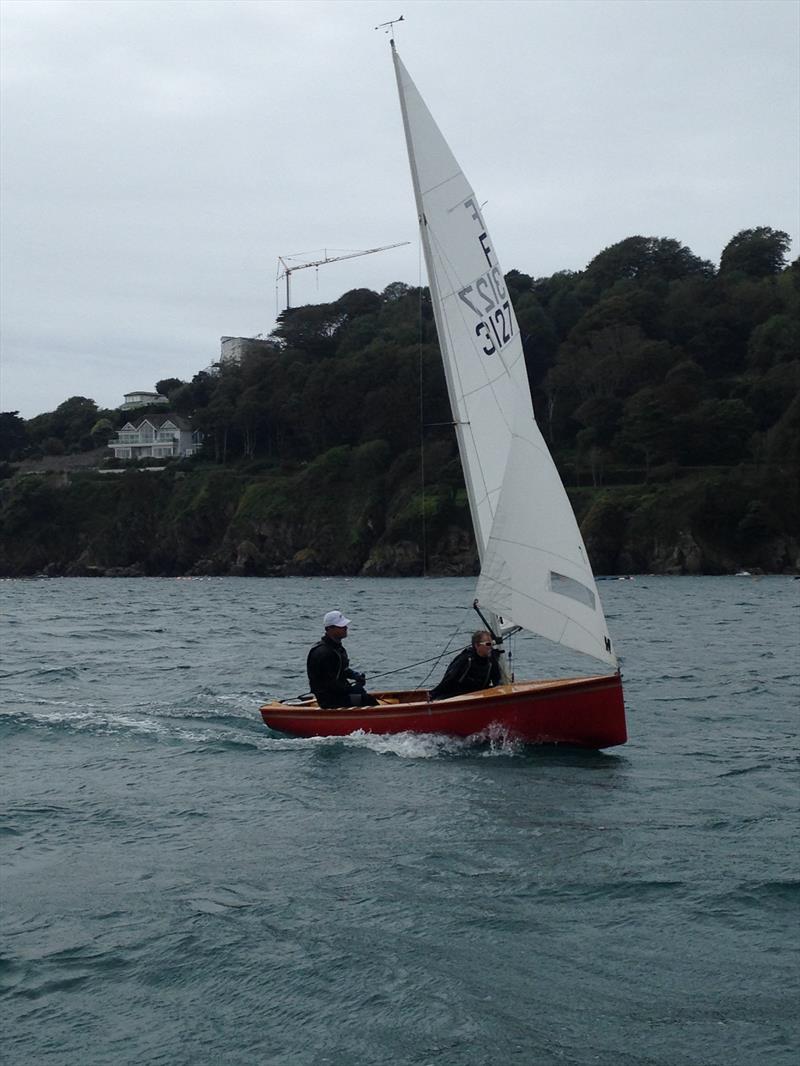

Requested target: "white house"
[
  {"left": 108, "top": 414, "right": 202, "bottom": 460},
  {"left": 220, "top": 336, "right": 278, "bottom": 364},
  {"left": 119, "top": 391, "right": 169, "bottom": 412}
]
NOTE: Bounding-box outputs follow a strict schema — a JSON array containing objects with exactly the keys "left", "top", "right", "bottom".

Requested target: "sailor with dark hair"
[
  {"left": 429, "top": 630, "right": 501, "bottom": 700},
  {"left": 306, "top": 611, "right": 379, "bottom": 708}
]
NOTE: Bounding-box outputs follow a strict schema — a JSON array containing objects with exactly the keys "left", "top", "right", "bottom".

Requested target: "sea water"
[{"left": 1, "top": 576, "right": 798, "bottom": 1066}]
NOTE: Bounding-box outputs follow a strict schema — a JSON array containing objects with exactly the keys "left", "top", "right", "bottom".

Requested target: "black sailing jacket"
[
  {"left": 306, "top": 635, "right": 354, "bottom": 708},
  {"left": 429, "top": 646, "right": 501, "bottom": 701}
]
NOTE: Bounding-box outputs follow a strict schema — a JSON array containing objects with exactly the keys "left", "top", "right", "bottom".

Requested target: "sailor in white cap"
[{"left": 306, "top": 611, "right": 379, "bottom": 708}]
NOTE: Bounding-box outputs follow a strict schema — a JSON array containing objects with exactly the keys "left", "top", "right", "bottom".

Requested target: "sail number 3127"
[
  {"left": 458, "top": 281, "right": 514, "bottom": 357},
  {"left": 476, "top": 301, "right": 512, "bottom": 355},
  {"left": 457, "top": 198, "right": 515, "bottom": 356}
]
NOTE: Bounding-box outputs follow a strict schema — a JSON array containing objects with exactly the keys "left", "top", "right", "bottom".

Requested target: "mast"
[
  {"left": 391, "top": 39, "right": 509, "bottom": 673},
  {"left": 391, "top": 42, "right": 615, "bottom": 670},
  {"left": 391, "top": 41, "right": 485, "bottom": 566}
]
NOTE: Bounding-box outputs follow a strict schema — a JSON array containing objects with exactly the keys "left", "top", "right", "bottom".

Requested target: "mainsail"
[{"left": 392, "top": 44, "right": 616, "bottom": 668}]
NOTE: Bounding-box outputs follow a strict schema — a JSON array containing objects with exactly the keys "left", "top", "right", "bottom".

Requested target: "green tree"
[
  {"left": 89, "top": 417, "right": 115, "bottom": 447},
  {"left": 27, "top": 396, "right": 99, "bottom": 453},
  {"left": 573, "top": 396, "right": 624, "bottom": 447},
  {"left": 585, "top": 236, "right": 714, "bottom": 292},
  {"left": 739, "top": 362, "right": 800, "bottom": 431},
  {"left": 686, "top": 277, "right": 782, "bottom": 375},
  {"left": 156, "top": 377, "right": 185, "bottom": 398},
  {"left": 514, "top": 292, "right": 559, "bottom": 386},
  {"left": 274, "top": 303, "right": 346, "bottom": 358},
  {"left": 505, "top": 270, "right": 534, "bottom": 301},
  {"left": 382, "top": 281, "right": 412, "bottom": 302},
  {"left": 661, "top": 359, "right": 706, "bottom": 413},
  {"left": 679, "top": 399, "right": 756, "bottom": 464},
  {"left": 0, "top": 412, "right": 27, "bottom": 460},
  {"left": 616, "top": 387, "right": 682, "bottom": 474},
  {"left": 747, "top": 314, "right": 800, "bottom": 369},
  {"left": 763, "top": 393, "right": 800, "bottom": 466},
  {"left": 662, "top": 275, "right": 719, "bottom": 348},
  {"left": 719, "top": 227, "right": 791, "bottom": 277},
  {"left": 194, "top": 374, "right": 241, "bottom": 463},
  {"left": 169, "top": 371, "right": 217, "bottom": 418},
  {"left": 335, "top": 287, "right": 382, "bottom": 320},
  {"left": 533, "top": 271, "right": 589, "bottom": 339}
]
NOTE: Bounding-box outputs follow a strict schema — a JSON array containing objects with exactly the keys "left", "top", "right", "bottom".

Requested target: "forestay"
[{"left": 392, "top": 44, "right": 616, "bottom": 668}]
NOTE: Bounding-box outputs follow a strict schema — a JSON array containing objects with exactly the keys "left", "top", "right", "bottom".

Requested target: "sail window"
[{"left": 549, "top": 572, "right": 596, "bottom": 610}]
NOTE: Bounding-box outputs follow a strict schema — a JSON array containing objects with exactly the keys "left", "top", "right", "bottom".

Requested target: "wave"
[
  {"left": 0, "top": 701, "right": 632, "bottom": 766},
  {"left": 0, "top": 702, "right": 536, "bottom": 759},
  {"left": 695, "top": 880, "right": 800, "bottom": 917},
  {"left": 718, "top": 763, "right": 774, "bottom": 777}
]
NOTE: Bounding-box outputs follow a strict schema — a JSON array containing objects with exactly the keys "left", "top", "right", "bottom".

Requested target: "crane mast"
[{"left": 276, "top": 242, "right": 409, "bottom": 309}]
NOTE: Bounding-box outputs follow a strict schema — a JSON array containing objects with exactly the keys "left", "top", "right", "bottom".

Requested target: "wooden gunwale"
[
  {"left": 262, "top": 674, "right": 618, "bottom": 718},
  {"left": 259, "top": 674, "right": 627, "bottom": 748}
]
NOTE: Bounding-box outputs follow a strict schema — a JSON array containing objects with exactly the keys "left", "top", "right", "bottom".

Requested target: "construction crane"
[{"left": 276, "top": 242, "right": 410, "bottom": 310}]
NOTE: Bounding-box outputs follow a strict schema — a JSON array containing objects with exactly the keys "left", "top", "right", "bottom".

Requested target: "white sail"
[{"left": 393, "top": 45, "right": 616, "bottom": 668}]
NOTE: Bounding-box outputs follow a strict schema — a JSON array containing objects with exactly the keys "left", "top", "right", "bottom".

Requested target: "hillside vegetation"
[{"left": 1, "top": 227, "right": 797, "bottom": 577}]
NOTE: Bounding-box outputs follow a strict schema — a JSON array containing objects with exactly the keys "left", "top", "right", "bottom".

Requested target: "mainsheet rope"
[{"left": 289, "top": 608, "right": 472, "bottom": 700}]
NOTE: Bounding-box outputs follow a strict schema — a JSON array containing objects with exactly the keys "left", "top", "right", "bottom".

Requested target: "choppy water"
[{"left": 1, "top": 576, "right": 798, "bottom": 1066}]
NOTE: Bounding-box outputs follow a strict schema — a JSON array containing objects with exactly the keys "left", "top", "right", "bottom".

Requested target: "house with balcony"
[
  {"left": 119, "top": 390, "right": 169, "bottom": 412},
  {"left": 108, "top": 414, "right": 202, "bottom": 460}
]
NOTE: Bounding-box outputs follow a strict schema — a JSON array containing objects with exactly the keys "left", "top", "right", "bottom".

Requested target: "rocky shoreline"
[
  {"left": 27, "top": 527, "right": 799, "bottom": 580},
  {"left": 2, "top": 461, "right": 797, "bottom": 580}
]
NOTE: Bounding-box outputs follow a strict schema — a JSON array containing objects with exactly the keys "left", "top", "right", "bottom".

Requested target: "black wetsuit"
[
  {"left": 430, "top": 646, "right": 501, "bottom": 700},
  {"left": 306, "top": 635, "right": 377, "bottom": 708}
]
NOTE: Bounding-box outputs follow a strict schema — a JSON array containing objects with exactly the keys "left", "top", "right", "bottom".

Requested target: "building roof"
[{"left": 129, "top": 413, "right": 193, "bottom": 431}]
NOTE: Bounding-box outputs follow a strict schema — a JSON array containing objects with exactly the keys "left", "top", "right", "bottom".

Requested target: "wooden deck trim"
[{"left": 260, "top": 674, "right": 620, "bottom": 719}]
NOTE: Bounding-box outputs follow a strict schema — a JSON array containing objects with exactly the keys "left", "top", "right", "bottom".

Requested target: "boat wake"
[
  {"left": 1, "top": 701, "right": 526, "bottom": 759},
  {"left": 326, "top": 726, "right": 526, "bottom": 759}
]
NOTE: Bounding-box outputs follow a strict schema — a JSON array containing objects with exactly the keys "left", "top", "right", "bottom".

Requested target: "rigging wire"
[
  {"left": 417, "top": 236, "right": 427, "bottom": 577},
  {"left": 371, "top": 650, "right": 447, "bottom": 682},
  {"left": 288, "top": 652, "right": 443, "bottom": 702},
  {"left": 286, "top": 605, "right": 474, "bottom": 700},
  {"left": 415, "top": 611, "right": 467, "bottom": 689}
]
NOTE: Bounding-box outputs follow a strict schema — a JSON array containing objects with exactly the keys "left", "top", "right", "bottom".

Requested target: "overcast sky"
[{"left": 1, "top": 0, "right": 798, "bottom": 419}]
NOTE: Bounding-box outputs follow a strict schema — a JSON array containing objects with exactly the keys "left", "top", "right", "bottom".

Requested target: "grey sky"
[{"left": 1, "top": 0, "right": 798, "bottom": 419}]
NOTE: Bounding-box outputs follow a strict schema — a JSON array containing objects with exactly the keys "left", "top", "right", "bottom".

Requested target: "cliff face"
[
  {"left": 575, "top": 473, "right": 800, "bottom": 575},
  {"left": 1, "top": 458, "right": 797, "bottom": 578}
]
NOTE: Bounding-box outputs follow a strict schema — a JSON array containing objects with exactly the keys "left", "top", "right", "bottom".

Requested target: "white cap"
[{"left": 323, "top": 610, "right": 350, "bottom": 629}]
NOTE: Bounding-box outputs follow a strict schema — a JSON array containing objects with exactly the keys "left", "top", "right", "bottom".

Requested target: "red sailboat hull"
[{"left": 260, "top": 673, "right": 627, "bottom": 749}]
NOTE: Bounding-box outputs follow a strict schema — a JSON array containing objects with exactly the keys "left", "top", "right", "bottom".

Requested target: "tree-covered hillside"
[{"left": 1, "top": 227, "right": 797, "bottom": 576}]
